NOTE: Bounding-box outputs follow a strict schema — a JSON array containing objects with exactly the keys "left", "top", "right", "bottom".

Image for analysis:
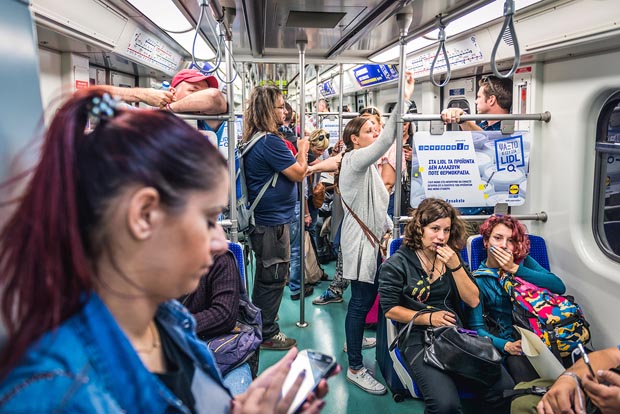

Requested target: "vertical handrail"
[
  {"left": 225, "top": 34, "right": 238, "bottom": 243},
  {"left": 296, "top": 38, "right": 308, "bottom": 328},
  {"left": 393, "top": 12, "right": 412, "bottom": 238}
]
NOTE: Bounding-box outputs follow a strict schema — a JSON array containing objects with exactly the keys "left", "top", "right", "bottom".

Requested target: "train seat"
[
  {"left": 468, "top": 234, "right": 550, "bottom": 272},
  {"left": 228, "top": 241, "right": 246, "bottom": 285}
]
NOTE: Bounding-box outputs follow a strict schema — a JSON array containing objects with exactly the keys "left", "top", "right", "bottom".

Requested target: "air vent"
[{"left": 285, "top": 11, "right": 346, "bottom": 28}]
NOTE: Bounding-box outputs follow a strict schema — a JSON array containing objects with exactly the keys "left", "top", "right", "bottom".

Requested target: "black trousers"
[
  {"left": 403, "top": 336, "right": 514, "bottom": 414},
  {"left": 250, "top": 224, "right": 290, "bottom": 340}
]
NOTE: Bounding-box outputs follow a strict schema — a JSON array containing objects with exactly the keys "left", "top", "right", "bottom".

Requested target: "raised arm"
[
  {"left": 168, "top": 88, "right": 228, "bottom": 130},
  {"left": 97, "top": 85, "right": 173, "bottom": 108}
]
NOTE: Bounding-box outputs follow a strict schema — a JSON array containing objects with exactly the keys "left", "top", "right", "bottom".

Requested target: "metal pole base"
[{"left": 296, "top": 321, "right": 309, "bottom": 328}]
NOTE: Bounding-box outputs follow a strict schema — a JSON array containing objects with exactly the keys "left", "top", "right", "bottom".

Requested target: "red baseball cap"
[{"left": 171, "top": 69, "right": 218, "bottom": 89}]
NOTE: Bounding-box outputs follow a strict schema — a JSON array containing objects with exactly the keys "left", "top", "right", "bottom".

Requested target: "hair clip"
[{"left": 89, "top": 93, "right": 121, "bottom": 121}]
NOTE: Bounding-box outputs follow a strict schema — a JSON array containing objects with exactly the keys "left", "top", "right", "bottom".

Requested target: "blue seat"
[
  {"left": 228, "top": 241, "right": 246, "bottom": 285},
  {"left": 468, "top": 234, "right": 550, "bottom": 271},
  {"left": 388, "top": 236, "right": 469, "bottom": 264}
]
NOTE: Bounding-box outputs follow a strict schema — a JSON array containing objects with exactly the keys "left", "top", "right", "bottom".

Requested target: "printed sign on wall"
[{"left": 411, "top": 131, "right": 531, "bottom": 208}]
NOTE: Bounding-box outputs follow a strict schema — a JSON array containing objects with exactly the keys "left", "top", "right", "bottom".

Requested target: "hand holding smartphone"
[{"left": 281, "top": 350, "right": 336, "bottom": 414}]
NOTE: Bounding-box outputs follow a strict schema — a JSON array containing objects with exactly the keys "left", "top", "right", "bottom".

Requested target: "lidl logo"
[{"left": 509, "top": 184, "right": 520, "bottom": 195}]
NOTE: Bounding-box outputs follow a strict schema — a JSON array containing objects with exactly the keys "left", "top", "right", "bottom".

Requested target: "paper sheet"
[{"left": 516, "top": 326, "right": 565, "bottom": 380}]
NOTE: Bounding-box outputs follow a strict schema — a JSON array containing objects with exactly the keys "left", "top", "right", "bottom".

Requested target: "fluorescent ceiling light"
[
  {"left": 127, "top": 0, "right": 215, "bottom": 60},
  {"left": 169, "top": 32, "right": 216, "bottom": 60},
  {"left": 370, "top": 0, "right": 542, "bottom": 63}
]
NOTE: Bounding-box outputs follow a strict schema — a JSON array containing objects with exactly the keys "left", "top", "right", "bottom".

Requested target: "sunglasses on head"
[
  {"left": 316, "top": 132, "right": 330, "bottom": 141},
  {"left": 360, "top": 107, "right": 379, "bottom": 116}
]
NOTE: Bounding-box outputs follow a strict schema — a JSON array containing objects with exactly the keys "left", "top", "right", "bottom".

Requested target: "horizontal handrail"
[
  {"left": 398, "top": 211, "right": 548, "bottom": 223},
  {"left": 403, "top": 112, "right": 551, "bottom": 122},
  {"left": 174, "top": 113, "right": 241, "bottom": 121}
]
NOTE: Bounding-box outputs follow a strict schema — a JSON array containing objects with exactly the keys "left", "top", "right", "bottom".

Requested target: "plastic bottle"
[{"left": 161, "top": 80, "right": 170, "bottom": 90}]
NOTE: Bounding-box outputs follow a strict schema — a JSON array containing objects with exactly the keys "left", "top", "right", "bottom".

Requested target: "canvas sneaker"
[
  {"left": 343, "top": 337, "right": 377, "bottom": 353},
  {"left": 260, "top": 332, "right": 296, "bottom": 350},
  {"left": 346, "top": 367, "right": 386, "bottom": 395},
  {"left": 312, "top": 289, "right": 344, "bottom": 305}
]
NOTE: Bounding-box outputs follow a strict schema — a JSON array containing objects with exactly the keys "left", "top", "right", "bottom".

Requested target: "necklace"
[
  {"left": 417, "top": 249, "right": 444, "bottom": 280},
  {"left": 134, "top": 322, "right": 160, "bottom": 354}
]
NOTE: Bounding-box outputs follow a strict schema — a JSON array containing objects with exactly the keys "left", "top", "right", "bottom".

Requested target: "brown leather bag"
[{"left": 311, "top": 182, "right": 326, "bottom": 208}]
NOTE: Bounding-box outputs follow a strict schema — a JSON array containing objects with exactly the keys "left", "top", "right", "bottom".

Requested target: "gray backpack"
[{"left": 235, "top": 132, "right": 278, "bottom": 232}]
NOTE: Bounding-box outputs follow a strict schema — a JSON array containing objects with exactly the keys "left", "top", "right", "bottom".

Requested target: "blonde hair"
[{"left": 309, "top": 128, "right": 330, "bottom": 152}]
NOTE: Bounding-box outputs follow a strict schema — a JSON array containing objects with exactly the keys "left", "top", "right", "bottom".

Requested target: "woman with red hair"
[{"left": 467, "top": 215, "right": 566, "bottom": 383}]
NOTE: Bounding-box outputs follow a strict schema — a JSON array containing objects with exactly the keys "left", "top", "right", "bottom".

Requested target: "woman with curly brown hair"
[{"left": 379, "top": 198, "right": 513, "bottom": 414}]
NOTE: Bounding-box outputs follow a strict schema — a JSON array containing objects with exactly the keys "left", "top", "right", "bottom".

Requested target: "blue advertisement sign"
[
  {"left": 319, "top": 80, "right": 336, "bottom": 96},
  {"left": 353, "top": 64, "right": 398, "bottom": 87}
]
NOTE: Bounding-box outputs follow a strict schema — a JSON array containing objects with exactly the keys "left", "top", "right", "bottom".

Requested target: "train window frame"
[{"left": 593, "top": 92, "right": 620, "bottom": 262}]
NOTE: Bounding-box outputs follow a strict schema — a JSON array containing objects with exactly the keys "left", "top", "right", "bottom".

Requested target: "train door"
[{"left": 443, "top": 76, "right": 476, "bottom": 131}]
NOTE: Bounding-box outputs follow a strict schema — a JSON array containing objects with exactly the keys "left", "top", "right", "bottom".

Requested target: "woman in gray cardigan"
[{"left": 339, "top": 72, "right": 414, "bottom": 395}]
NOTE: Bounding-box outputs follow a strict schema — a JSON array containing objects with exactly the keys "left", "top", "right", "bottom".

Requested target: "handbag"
[
  {"left": 198, "top": 291, "right": 263, "bottom": 376},
  {"left": 391, "top": 308, "right": 503, "bottom": 386},
  {"left": 312, "top": 181, "right": 326, "bottom": 208}
]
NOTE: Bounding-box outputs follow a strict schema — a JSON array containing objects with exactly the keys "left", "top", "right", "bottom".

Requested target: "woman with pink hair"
[{"left": 467, "top": 215, "right": 566, "bottom": 383}]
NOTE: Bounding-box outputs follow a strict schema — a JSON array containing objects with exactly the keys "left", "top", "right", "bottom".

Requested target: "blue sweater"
[{"left": 467, "top": 255, "right": 566, "bottom": 353}]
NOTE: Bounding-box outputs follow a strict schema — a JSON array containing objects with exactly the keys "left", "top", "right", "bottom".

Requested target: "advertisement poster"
[{"left": 411, "top": 131, "right": 530, "bottom": 208}]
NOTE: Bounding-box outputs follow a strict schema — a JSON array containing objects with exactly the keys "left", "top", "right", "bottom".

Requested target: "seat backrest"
[
  {"left": 228, "top": 241, "right": 246, "bottom": 285},
  {"left": 388, "top": 237, "right": 469, "bottom": 264},
  {"left": 468, "top": 234, "right": 550, "bottom": 271}
]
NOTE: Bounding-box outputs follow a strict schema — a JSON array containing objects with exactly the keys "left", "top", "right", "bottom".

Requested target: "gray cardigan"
[{"left": 340, "top": 111, "right": 397, "bottom": 283}]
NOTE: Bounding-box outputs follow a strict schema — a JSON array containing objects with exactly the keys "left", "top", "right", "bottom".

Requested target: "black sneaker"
[
  {"left": 291, "top": 286, "right": 314, "bottom": 301},
  {"left": 260, "top": 332, "right": 297, "bottom": 350}
]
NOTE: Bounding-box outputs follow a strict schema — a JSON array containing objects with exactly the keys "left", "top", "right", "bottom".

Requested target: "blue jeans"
[
  {"left": 345, "top": 268, "right": 379, "bottom": 370},
  {"left": 223, "top": 363, "right": 252, "bottom": 396},
  {"left": 289, "top": 204, "right": 302, "bottom": 295}
]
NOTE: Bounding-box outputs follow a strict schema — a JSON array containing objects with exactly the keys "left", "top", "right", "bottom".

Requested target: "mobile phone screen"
[{"left": 281, "top": 350, "right": 336, "bottom": 414}]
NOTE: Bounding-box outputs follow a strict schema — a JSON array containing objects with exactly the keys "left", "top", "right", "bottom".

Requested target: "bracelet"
[
  {"left": 448, "top": 263, "right": 463, "bottom": 272},
  {"left": 457, "top": 119, "right": 466, "bottom": 124},
  {"left": 304, "top": 214, "right": 310, "bottom": 218},
  {"left": 429, "top": 312, "right": 433, "bottom": 327},
  {"left": 166, "top": 103, "right": 173, "bottom": 112},
  {"left": 561, "top": 371, "right": 583, "bottom": 387}
]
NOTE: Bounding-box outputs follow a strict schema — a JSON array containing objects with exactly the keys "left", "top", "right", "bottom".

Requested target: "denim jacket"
[{"left": 0, "top": 293, "right": 231, "bottom": 414}]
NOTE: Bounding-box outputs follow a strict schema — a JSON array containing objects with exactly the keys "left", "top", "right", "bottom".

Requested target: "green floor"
[{"left": 253, "top": 260, "right": 427, "bottom": 414}]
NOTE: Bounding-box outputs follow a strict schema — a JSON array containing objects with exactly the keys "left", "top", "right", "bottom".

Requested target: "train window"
[{"left": 593, "top": 93, "right": 620, "bottom": 260}]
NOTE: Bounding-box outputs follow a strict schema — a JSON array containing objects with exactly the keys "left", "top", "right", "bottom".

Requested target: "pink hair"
[{"left": 479, "top": 215, "right": 530, "bottom": 263}]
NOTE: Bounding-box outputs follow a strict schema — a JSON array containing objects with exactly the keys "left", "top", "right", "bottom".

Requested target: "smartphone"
[
  {"left": 281, "top": 350, "right": 336, "bottom": 414},
  {"left": 403, "top": 143, "right": 411, "bottom": 149}
]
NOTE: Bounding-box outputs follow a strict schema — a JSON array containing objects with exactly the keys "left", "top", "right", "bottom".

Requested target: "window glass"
[{"left": 594, "top": 97, "right": 620, "bottom": 259}]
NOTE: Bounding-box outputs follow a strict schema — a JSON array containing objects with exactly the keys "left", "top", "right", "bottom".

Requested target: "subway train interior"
[{"left": 2, "top": 0, "right": 620, "bottom": 412}]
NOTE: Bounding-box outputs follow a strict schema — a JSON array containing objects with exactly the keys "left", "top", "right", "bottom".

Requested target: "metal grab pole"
[
  {"left": 315, "top": 64, "right": 320, "bottom": 128},
  {"left": 225, "top": 35, "right": 238, "bottom": 243},
  {"left": 393, "top": 12, "right": 412, "bottom": 239},
  {"left": 338, "top": 64, "right": 344, "bottom": 144},
  {"left": 296, "top": 37, "right": 308, "bottom": 328}
]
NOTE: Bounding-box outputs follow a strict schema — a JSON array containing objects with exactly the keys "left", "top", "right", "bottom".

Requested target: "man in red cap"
[{"left": 168, "top": 69, "right": 227, "bottom": 131}]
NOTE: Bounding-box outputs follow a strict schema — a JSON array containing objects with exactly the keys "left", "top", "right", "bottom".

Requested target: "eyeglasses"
[{"left": 316, "top": 133, "right": 330, "bottom": 141}]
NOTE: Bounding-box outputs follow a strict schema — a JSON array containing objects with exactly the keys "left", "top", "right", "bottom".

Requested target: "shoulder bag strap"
[{"left": 337, "top": 185, "right": 384, "bottom": 254}]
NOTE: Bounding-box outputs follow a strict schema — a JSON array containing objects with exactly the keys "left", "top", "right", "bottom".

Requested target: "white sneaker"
[
  {"left": 346, "top": 367, "right": 386, "bottom": 395},
  {"left": 343, "top": 337, "right": 377, "bottom": 353}
]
